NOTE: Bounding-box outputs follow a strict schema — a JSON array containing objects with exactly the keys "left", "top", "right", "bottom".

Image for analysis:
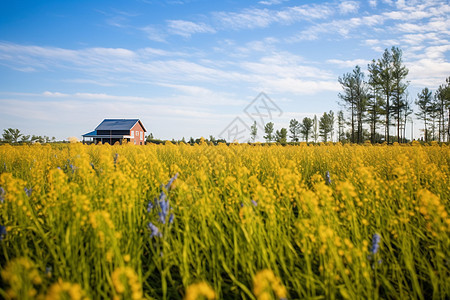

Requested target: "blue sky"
[{"left": 0, "top": 0, "right": 449, "bottom": 141}]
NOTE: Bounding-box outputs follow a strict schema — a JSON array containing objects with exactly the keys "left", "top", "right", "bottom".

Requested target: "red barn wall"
[{"left": 130, "top": 122, "right": 145, "bottom": 145}]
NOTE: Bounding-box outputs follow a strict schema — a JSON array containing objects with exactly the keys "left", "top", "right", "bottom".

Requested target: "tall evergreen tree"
[
  {"left": 401, "top": 94, "right": 413, "bottom": 143},
  {"left": 300, "top": 117, "right": 313, "bottom": 142},
  {"left": 368, "top": 48, "right": 396, "bottom": 143},
  {"left": 366, "top": 80, "right": 385, "bottom": 143},
  {"left": 289, "top": 119, "right": 301, "bottom": 142},
  {"left": 264, "top": 122, "right": 274, "bottom": 142},
  {"left": 391, "top": 47, "right": 409, "bottom": 142},
  {"left": 338, "top": 71, "right": 356, "bottom": 142},
  {"left": 436, "top": 77, "right": 450, "bottom": 142},
  {"left": 415, "top": 87, "right": 433, "bottom": 142},
  {"left": 352, "top": 66, "right": 368, "bottom": 143},
  {"left": 275, "top": 128, "right": 287, "bottom": 144},
  {"left": 338, "top": 66, "right": 368, "bottom": 143},
  {"left": 319, "top": 111, "right": 334, "bottom": 142}
]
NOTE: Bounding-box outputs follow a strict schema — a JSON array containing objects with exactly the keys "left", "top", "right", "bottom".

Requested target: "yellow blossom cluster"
[
  {"left": 253, "top": 269, "right": 287, "bottom": 300},
  {"left": 184, "top": 282, "right": 215, "bottom": 300}
]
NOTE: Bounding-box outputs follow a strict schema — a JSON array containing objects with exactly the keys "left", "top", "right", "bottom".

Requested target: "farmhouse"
[{"left": 82, "top": 119, "right": 147, "bottom": 145}]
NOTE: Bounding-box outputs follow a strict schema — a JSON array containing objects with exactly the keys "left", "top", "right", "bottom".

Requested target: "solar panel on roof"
[{"left": 95, "top": 119, "right": 139, "bottom": 131}]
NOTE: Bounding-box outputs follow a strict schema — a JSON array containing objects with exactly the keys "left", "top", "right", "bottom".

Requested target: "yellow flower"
[
  {"left": 184, "top": 282, "right": 215, "bottom": 300},
  {"left": 253, "top": 269, "right": 287, "bottom": 300},
  {"left": 111, "top": 267, "right": 143, "bottom": 300},
  {"left": 45, "top": 278, "right": 87, "bottom": 300}
]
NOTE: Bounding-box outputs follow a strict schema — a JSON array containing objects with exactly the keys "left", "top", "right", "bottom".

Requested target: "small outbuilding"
[{"left": 82, "top": 119, "right": 147, "bottom": 145}]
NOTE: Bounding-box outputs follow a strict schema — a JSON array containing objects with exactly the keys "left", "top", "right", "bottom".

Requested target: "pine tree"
[
  {"left": 275, "top": 128, "right": 287, "bottom": 144},
  {"left": 264, "top": 122, "right": 274, "bottom": 142},
  {"left": 289, "top": 119, "right": 301, "bottom": 142},
  {"left": 368, "top": 48, "right": 396, "bottom": 143},
  {"left": 319, "top": 111, "right": 334, "bottom": 142},
  {"left": 2, "top": 128, "right": 22, "bottom": 143},
  {"left": 415, "top": 87, "right": 433, "bottom": 142},
  {"left": 299, "top": 117, "right": 313, "bottom": 142},
  {"left": 338, "top": 71, "right": 356, "bottom": 142},
  {"left": 391, "top": 47, "right": 409, "bottom": 142},
  {"left": 436, "top": 77, "right": 450, "bottom": 142}
]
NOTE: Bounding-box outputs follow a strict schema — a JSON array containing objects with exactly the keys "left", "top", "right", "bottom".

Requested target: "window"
[
  {"left": 131, "top": 131, "right": 134, "bottom": 137},
  {"left": 140, "top": 131, "right": 143, "bottom": 140}
]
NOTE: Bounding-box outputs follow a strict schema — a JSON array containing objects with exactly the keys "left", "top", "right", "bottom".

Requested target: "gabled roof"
[
  {"left": 95, "top": 119, "right": 146, "bottom": 132},
  {"left": 82, "top": 130, "right": 97, "bottom": 137}
]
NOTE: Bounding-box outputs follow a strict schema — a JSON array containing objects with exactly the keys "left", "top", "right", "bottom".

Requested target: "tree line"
[
  {"left": 1, "top": 128, "right": 57, "bottom": 144},
  {"left": 338, "top": 47, "right": 449, "bottom": 143},
  {"left": 250, "top": 110, "right": 335, "bottom": 144}
]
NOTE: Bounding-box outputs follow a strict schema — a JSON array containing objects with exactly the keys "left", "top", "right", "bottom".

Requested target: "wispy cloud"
[
  {"left": 212, "top": 4, "right": 334, "bottom": 30},
  {"left": 141, "top": 26, "right": 168, "bottom": 42},
  {"left": 258, "top": 0, "right": 289, "bottom": 6},
  {"left": 167, "top": 20, "right": 216, "bottom": 37},
  {"left": 339, "top": 1, "right": 359, "bottom": 14},
  {"left": 289, "top": 0, "right": 448, "bottom": 42},
  {"left": 327, "top": 59, "right": 371, "bottom": 68},
  {"left": 0, "top": 42, "right": 339, "bottom": 96}
]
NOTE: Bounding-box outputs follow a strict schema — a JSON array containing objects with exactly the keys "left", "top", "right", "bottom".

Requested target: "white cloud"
[
  {"left": 240, "top": 51, "right": 333, "bottom": 81},
  {"left": 42, "top": 91, "right": 68, "bottom": 97},
  {"left": 258, "top": 77, "right": 340, "bottom": 95},
  {"left": 382, "top": 9, "right": 432, "bottom": 21},
  {"left": 156, "top": 83, "right": 246, "bottom": 106},
  {"left": 369, "top": 0, "right": 377, "bottom": 8},
  {"left": 408, "top": 58, "right": 450, "bottom": 87},
  {"left": 339, "top": 1, "right": 359, "bottom": 14},
  {"left": 327, "top": 59, "right": 371, "bottom": 68},
  {"left": 167, "top": 20, "right": 216, "bottom": 37},
  {"left": 141, "top": 26, "right": 167, "bottom": 42},
  {"left": 0, "top": 42, "right": 341, "bottom": 97},
  {"left": 212, "top": 3, "right": 334, "bottom": 30},
  {"left": 289, "top": 14, "right": 384, "bottom": 41},
  {"left": 259, "top": 0, "right": 288, "bottom": 5}
]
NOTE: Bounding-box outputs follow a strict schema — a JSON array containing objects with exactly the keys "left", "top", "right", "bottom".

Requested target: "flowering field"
[{"left": 0, "top": 142, "right": 449, "bottom": 300}]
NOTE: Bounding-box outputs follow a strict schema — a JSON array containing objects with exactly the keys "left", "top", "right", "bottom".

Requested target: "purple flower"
[
  {"left": 154, "top": 175, "right": 178, "bottom": 223},
  {"left": 325, "top": 171, "right": 332, "bottom": 185},
  {"left": 371, "top": 233, "right": 381, "bottom": 254},
  {"left": 158, "top": 199, "right": 170, "bottom": 224},
  {"left": 24, "top": 187, "right": 32, "bottom": 197},
  {"left": 147, "top": 222, "right": 162, "bottom": 238},
  {"left": 251, "top": 200, "right": 258, "bottom": 207}
]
